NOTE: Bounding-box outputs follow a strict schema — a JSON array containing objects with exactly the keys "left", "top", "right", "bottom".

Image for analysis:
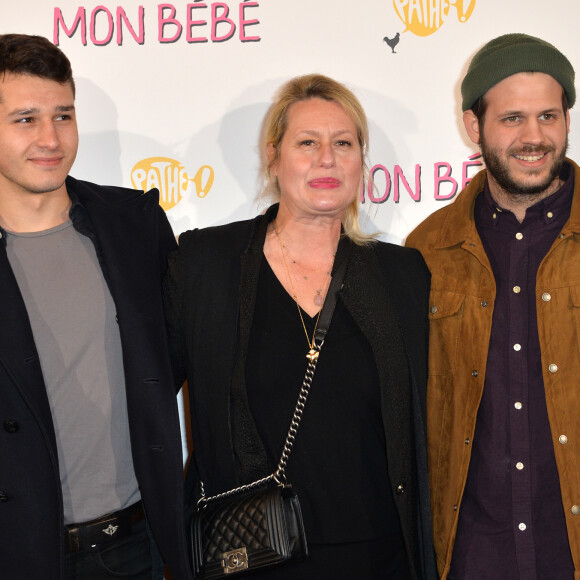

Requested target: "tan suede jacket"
[{"left": 406, "top": 160, "right": 580, "bottom": 579}]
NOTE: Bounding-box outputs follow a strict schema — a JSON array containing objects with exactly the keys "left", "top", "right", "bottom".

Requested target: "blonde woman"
[{"left": 164, "top": 74, "right": 436, "bottom": 579}]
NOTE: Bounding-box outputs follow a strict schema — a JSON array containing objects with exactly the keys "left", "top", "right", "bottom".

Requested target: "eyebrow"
[
  {"left": 500, "top": 106, "right": 562, "bottom": 117},
  {"left": 7, "top": 104, "right": 75, "bottom": 117}
]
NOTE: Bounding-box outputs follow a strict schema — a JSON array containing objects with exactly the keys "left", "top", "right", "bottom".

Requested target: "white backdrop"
[{"left": 3, "top": 0, "right": 580, "bottom": 456}]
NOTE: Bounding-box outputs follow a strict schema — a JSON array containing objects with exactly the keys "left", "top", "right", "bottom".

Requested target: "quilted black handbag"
[
  {"left": 191, "top": 485, "right": 307, "bottom": 578},
  {"left": 190, "top": 240, "right": 349, "bottom": 578}
]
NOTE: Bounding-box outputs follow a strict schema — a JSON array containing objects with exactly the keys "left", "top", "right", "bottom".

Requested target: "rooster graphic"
[{"left": 383, "top": 33, "right": 400, "bottom": 53}]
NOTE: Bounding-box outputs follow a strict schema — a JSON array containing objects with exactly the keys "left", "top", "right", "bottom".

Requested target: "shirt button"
[
  {"left": 549, "top": 364, "right": 558, "bottom": 373},
  {"left": 572, "top": 505, "right": 580, "bottom": 515},
  {"left": 518, "top": 523, "right": 527, "bottom": 531},
  {"left": 513, "top": 286, "right": 521, "bottom": 294},
  {"left": 547, "top": 211, "right": 554, "bottom": 218},
  {"left": 396, "top": 482, "right": 406, "bottom": 494},
  {"left": 430, "top": 305, "right": 438, "bottom": 314},
  {"left": 513, "top": 344, "right": 521, "bottom": 351},
  {"left": 492, "top": 213, "right": 497, "bottom": 219},
  {"left": 516, "top": 462, "right": 524, "bottom": 470},
  {"left": 515, "top": 232, "right": 523, "bottom": 240},
  {"left": 542, "top": 293, "right": 551, "bottom": 302},
  {"left": 514, "top": 402, "right": 523, "bottom": 410},
  {"left": 559, "top": 435, "right": 568, "bottom": 444}
]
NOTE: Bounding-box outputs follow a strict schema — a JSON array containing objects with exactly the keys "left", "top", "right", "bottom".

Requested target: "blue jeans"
[{"left": 64, "top": 518, "right": 164, "bottom": 579}]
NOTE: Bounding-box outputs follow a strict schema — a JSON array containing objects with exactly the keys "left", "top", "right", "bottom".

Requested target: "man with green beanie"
[{"left": 407, "top": 33, "right": 578, "bottom": 579}]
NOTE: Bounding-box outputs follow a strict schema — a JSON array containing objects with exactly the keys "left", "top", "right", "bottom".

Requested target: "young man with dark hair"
[
  {"left": 0, "top": 34, "right": 191, "bottom": 580},
  {"left": 408, "top": 33, "right": 579, "bottom": 579}
]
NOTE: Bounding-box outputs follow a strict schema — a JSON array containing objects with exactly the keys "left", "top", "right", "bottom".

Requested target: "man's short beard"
[{"left": 480, "top": 131, "right": 568, "bottom": 197}]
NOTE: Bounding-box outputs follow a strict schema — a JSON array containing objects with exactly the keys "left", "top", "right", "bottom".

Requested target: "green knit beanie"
[{"left": 461, "top": 33, "right": 575, "bottom": 111}]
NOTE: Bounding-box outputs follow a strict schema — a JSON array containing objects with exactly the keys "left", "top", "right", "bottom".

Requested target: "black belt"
[{"left": 64, "top": 501, "right": 144, "bottom": 553}]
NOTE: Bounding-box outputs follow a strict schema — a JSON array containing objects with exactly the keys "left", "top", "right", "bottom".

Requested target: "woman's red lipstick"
[{"left": 308, "top": 178, "right": 340, "bottom": 189}]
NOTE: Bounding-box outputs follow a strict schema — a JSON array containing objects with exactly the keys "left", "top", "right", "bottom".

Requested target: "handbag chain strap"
[{"left": 198, "top": 237, "right": 350, "bottom": 507}]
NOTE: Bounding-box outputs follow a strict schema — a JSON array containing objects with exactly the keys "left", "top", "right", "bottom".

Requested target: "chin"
[
  {"left": 28, "top": 180, "right": 68, "bottom": 194},
  {"left": 313, "top": 197, "right": 354, "bottom": 214}
]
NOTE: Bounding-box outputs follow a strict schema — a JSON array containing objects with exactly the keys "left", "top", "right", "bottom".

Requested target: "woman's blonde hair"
[{"left": 262, "top": 74, "right": 376, "bottom": 245}]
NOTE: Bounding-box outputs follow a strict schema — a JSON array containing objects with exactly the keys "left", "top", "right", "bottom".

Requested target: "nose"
[
  {"left": 36, "top": 119, "right": 60, "bottom": 150},
  {"left": 520, "top": 118, "right": 544, "bottom": 146},
  {"left": 317, "top": 141, "right": 336, "bottom": 167}
]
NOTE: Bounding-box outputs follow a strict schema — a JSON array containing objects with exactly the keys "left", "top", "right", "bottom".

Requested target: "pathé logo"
[
  {"left": 131, "top": 157, "right": 214, "bottom": 211},
  {"left": 393, "top": 0, "right": 476, "bottom": 36}
]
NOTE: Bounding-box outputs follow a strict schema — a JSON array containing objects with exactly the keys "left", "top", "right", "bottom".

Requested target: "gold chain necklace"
[{"left": 273, "top": 221, "right": 334, "bottom": 361}]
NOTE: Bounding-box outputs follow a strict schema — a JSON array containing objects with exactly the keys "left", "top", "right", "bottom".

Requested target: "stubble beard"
[{"left": 480, "top": 131, "right": 568, "bottom": 198}]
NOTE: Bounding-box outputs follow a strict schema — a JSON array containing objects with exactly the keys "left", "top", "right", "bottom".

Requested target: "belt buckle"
[{"left": 100, "top": 520, "right": 120, "bottom": 538}]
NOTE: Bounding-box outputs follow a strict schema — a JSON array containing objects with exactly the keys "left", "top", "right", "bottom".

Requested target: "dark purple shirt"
[{"left": 449, "top": 163, "right": 575, "bottom": 580}]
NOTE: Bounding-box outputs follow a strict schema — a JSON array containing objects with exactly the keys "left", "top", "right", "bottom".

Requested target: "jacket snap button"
[
  {"left": 542, "top": 293, "right": 551, "bottom": 302},
  {"left": 430, "top": 305, "right": 438, "bottom": 314},
  {"left": 559, "top": 435, "right": 568, "bottom": 444},
  {"left": 3, "top": 420, "right": 18, "bottom": 433},
  {"left": 0, "top": 491, "right": 8, "bottom": 503},
  {"left": 572, "top": 505, "right": 580, "bottom": 515},
  {"left": 549, "top": 364, "right": 558, "bottom": 373}
]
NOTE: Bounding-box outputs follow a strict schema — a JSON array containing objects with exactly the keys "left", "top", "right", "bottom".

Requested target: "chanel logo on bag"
[{"left": 222, "top": 547, "right": 248, "bottom": 574}]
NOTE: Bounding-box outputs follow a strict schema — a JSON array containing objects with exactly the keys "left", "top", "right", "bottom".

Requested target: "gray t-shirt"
[{"left": 7, "top": 220, "right": 140, "bottom": 524}]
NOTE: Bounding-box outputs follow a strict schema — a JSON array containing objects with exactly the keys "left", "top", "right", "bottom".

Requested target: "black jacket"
[
  {"left": 0, "top": 176, "right": 191, "bottom": 579},
  {"left": 164, "top": 205, "right": 437, "bottom": 579}
]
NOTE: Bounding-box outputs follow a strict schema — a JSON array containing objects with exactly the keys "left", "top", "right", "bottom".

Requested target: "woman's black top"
[{"left": 245, "top": 258, "right": 403, "bottom": 546}]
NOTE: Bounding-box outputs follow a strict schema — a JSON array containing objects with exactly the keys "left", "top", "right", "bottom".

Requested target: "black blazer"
[
  {"left": 164, "top": 205, "right": 437, "bottom": 580},
  {"left": 0, "top": 177, "right": 192, "bottom": 579}
]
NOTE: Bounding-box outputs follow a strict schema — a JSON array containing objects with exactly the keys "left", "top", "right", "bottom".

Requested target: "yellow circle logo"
[
  {"left": 393, "top": 0, "right": 476, "bottom": 37},
  {"left": 131, "top": 157, "right": 215, "bottom": 211}
]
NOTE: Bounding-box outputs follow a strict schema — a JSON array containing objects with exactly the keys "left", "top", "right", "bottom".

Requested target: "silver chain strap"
[{"left": 198, "top": 338, "right": 324, "bottom": 507}]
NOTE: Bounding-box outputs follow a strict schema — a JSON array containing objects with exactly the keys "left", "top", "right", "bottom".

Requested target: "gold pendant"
[{"left": 306, "top": 349, "right": 319, "bottom": 361}]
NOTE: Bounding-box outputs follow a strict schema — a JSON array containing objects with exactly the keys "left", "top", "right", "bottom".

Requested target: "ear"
[
  {"left": 463, "top": 109, "right": 481, "bottom": 145},
  {"left": 266, "top": 143, "right": 278, "bottom": 176},
  {"left": 566, "top": 108, "right": 571, "bottom": 134}
]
